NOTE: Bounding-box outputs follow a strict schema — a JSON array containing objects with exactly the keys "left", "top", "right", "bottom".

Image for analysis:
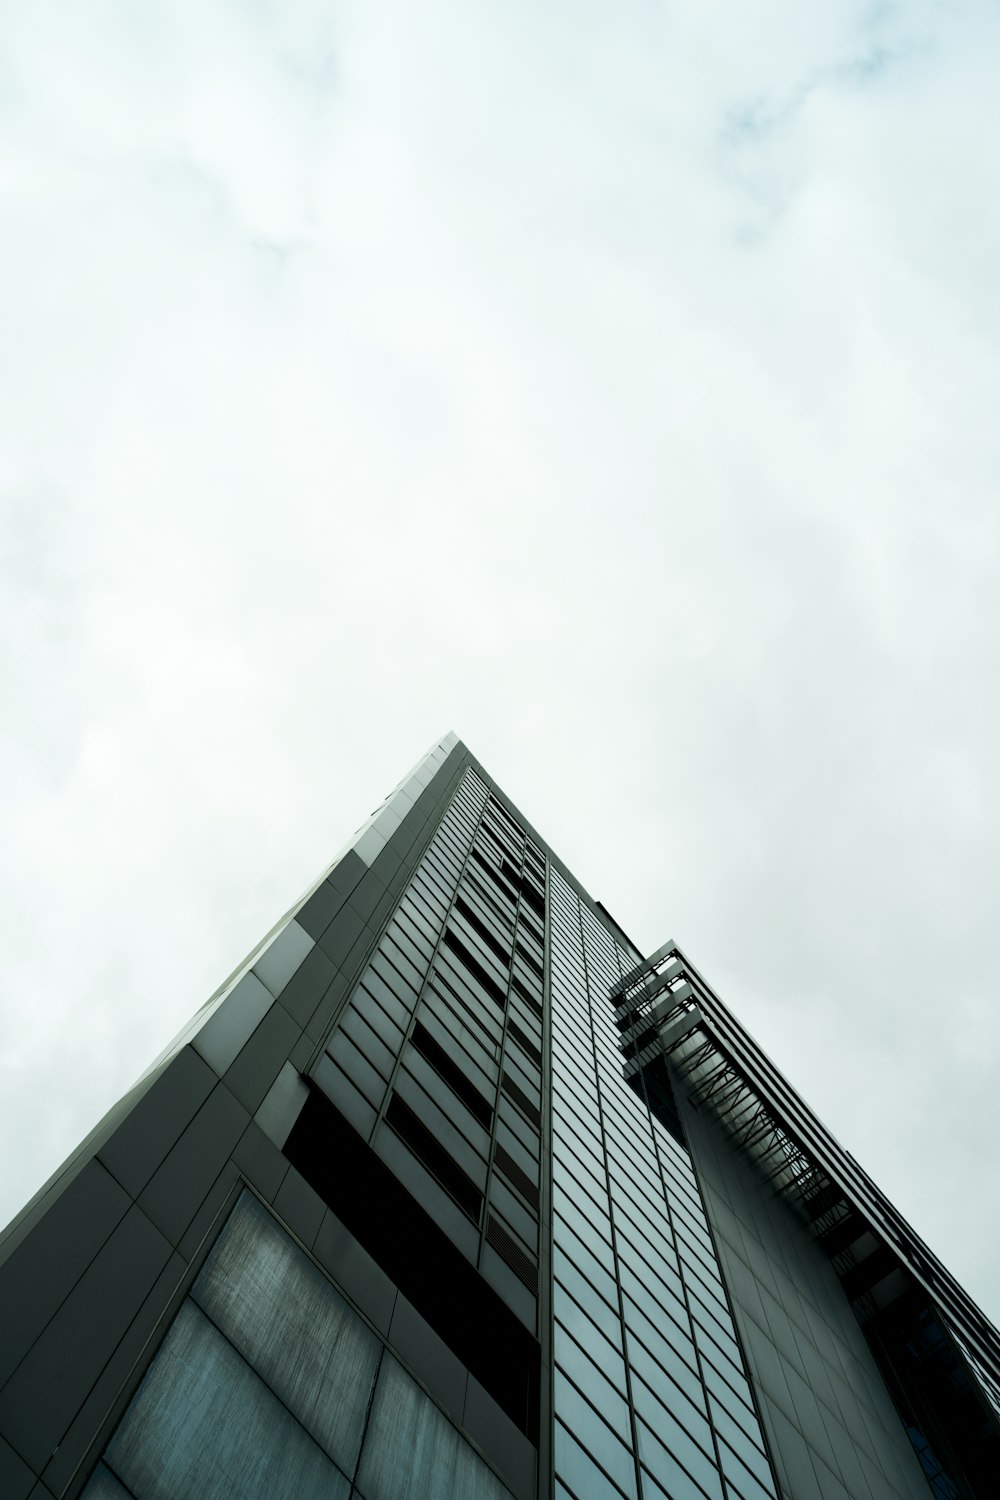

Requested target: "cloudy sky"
[{"left": 3, "top": 0, "right": 1000, "bottom": 1324}]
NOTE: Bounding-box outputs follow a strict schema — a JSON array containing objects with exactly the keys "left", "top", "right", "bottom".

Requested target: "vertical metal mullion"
[
  {"left": 609, "top": 935, "right": 747, "bottom": 1500},
  {"left": 537, "top": 848, "right": 555, "bottom": 1500},
  {"left": 371, "top": 767, "right": 490, "bottom": 1145},
  {"left": 570, "top": 886, "right": 645, "bottom": 1500}
]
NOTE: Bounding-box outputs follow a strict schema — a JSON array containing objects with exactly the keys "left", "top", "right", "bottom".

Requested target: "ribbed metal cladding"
[
  {"left": 487, "top": 1215, "right": 539, "bottom": 1295},
  {"left": 494, "top": 1144, "right": 540, "bottom": 1212}
]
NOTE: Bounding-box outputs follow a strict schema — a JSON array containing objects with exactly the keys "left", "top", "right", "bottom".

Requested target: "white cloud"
[{"left": 2, "top": 0, "right": 1000, "bottom": 1331}]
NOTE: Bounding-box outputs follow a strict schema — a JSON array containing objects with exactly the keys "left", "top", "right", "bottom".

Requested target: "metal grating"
[{"left": 486, "top": 1215, "right": 538, "bottom": 1294}]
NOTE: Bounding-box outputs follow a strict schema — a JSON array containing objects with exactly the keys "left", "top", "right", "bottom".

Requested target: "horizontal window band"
[
  {"left": 494, "top": 1142, "right": 540, "bottom": 1210},
  {"left": 284, "top": 1086, "right": 540, "bottom": 1440},
  {"left": 410, "top": 1020, "right": 495, "bottom": 1130},
  {"left": 443, "top": 927, "right": 508, "bottom": 1010},
  {"left": 385, "top": 1092, "right": 484, "bottom": 1223}
]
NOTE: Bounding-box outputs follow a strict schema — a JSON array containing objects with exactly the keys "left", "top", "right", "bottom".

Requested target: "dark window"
[
  {"left": 483, "top": 818, "right": 521, "bottom": 859},
  {"left": 431, "top": 967, "right": 502, "bottom": 1049},
  {"left": 511, "top": 974, "right": 543, "bottom": 1016},
  {"left": 410, "top": 1021, "right": 494, "bottom": 1129},
  {"left": 385, "top": 1093, "right": 484, "bottom": 1222},
  {"left": 515, "top": 942, "right": 544, "bottom": 981},
  {"left": 443, "top": 929, "right": 508, "bottom": 1011},
  {"left": 507, "top": 1019, "right": 542, "bottom": 1068},
  {"left": 520, "top": 881, "right": 545, "bottom": 920},
  {"left": 472, "top": 848, "right": 520, "bottom": 902},
  {"left": 494, "top": 1143, "right": 540, "bottom": 1210},
  {"left": 454, "top": 896, "right": 512, "bottom": 967},
  {"left": 285, "top": 1088, "right": 540, "bottom": 1438},
  {"left": 475, "top": 829, "right": 507, "bottom": 865},
  {"left": 518, "top": 911, "right": 545, "bottom": 948},
  {"left": 462, "top": 871, "right": 515, "bottom": 930},
  {"left": 502, "top": 1071, "right": 541, "bottom": 1128},
  {"left": 485, "top": 797, "right": 525, "bottom": 843}
]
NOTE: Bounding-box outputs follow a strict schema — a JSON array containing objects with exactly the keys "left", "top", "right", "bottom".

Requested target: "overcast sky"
[{"left": 3, "top": 1, "right": 1000, "bottom": 1326}]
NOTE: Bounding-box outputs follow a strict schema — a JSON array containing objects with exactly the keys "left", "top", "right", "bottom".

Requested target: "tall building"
[{"left": 1, "top": 733, "right": 998, "bottom": 1500}]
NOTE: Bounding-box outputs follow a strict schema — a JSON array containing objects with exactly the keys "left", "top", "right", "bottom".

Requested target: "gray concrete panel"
[
  {"left": 302, "top": 966, "right": 352, "bottom": 1043},
  {"left": 138, "top": 1086, "right": 249, "bottom": 1247},
  {"left": 463, "top": 1375, "right": 537, "bottom": 1500},
  {"left": 345, "top": 870, "right": 390, "bottom": 926},
  {"left": 356, "top": 1355, "right": 510, "bottom": 1500},
  {"left": 0, "top": 1433, "right": 35, "bottom": 1500},
  {"left": 388, "top": 1295, "right": 468, "bottom": 1420},
  {"left": 253, "top": 920, "right": 314, "bottom": 999},
  {"left": 177, "top": 1165, "right": 243, "bottom": 1263},
  {"left": 0, "top": 1207, "right": 173, "bottom": 1473},
  {"left": 232, "top": 1121, "right": 291, "bottom": 1201},
  {"left": 296, "top": 879, "right": 347, "bottom": 941},
  {"left": 0, "top": 1161, "right": 131, "bottom": 1389},
  {"left": 326, "top": 848, "right": 367, "bottom": 895},
  {"left": 192, "top": 1193, "right": 380, "bottom": 1476},
  {"left": 254, "top": 1062, "right": 309, "bottom": 1152},
  {"left": 273, "top": 1168, "right": 326, "bottom": 1249},
  {"left": 223, "top": 1003, "right": 302, "bottom": 1114},
  {"left": 97, "top": 1047, "right": 216, "bottom": 1200},
  {"left": 105, "top": 1301, "right": 351, "bottom": 1500},
  {"left": 315, "top": 903, "right": 366, "bottom": 968},
  {"left": 41, "top": 1249, "right": 186, "bottom": 1497},
  {"left": 275, "top": 945, "right": 336, "bottom": 1029},
  {"left": 192, "top": 972, "right": 273, "bottom": 1078},
  {"left": 313, "top": 1209, "right": 397, "bottom": 1336}
]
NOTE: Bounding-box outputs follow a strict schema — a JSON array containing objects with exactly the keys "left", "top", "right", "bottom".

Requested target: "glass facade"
[
  {"left": 548, "top": 869, "right": 777, "bottom": 1500},
  {"left": 312, "top": 765, "right": 545, "bottom": 1338},
  {"left": 1, "top": 735, "right": 997, "bottom": 1500}
]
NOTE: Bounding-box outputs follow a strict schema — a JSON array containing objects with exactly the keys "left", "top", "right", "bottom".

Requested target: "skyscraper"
[{"left": 1, "top": 733, "right": 997, "bottom": 1500}]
